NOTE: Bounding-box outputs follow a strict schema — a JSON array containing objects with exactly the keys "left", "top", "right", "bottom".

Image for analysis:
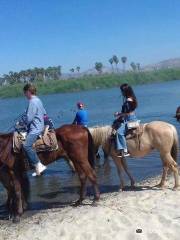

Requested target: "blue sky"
[{"left": 0, "top": 0, "right": 180, "bottom": 75}]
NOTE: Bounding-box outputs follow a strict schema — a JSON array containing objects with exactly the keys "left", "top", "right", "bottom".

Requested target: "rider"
[
  {"left": 72, "top": 102, "right": 88, "bottom": 127},
  {"left": 114, "top": 83, "right": 138, "bottom": 157},
  {"left": 22, "top": 83, "right": 47, "bottom": 176}
]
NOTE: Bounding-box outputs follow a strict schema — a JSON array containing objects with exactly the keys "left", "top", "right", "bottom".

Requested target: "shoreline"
[
  {"left": 0, "top": 69, "right": 180, "bottom": 98},
  {"left": 1, "top": 173, "right": 180, "bottom": 240}
]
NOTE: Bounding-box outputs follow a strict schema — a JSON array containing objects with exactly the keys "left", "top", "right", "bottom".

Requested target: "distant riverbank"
[{"left": 0, "top": 68, "right": 180, "bottom": 98}]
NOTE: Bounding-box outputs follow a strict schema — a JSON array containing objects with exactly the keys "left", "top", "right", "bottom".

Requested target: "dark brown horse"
[
  {"left": 0, "top": 124, "right": 100, "bottom": 222},
  {"left": 175, "top": 106, "right": 180, "bottom": 121}
]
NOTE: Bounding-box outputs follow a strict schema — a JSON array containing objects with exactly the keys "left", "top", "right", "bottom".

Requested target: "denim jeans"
[
  {"left": 23, "top": 133, "right": 40, "bottom": 166},
  {"left": 116, "top": 114, "right": 138, "bottom": 150},
  {"left": 116, "top": 122, "right": 127, "bottom": 150}
]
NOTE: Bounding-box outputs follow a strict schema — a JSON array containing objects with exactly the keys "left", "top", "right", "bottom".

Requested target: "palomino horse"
[
  {"left": 89, "top": 121, "right": 179, "bottom": 190},
  {"left": 0, "top": 124, "right": 100, "bottom": 222}
]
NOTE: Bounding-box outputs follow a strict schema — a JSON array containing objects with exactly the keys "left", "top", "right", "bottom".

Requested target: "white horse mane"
[{"left": 88, "top": 125, "right": 113, "bottom": 147}]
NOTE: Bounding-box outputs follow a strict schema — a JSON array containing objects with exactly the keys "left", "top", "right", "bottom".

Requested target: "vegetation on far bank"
[{"left": 0, "top": 68, "right": 180, "bottom": 98}]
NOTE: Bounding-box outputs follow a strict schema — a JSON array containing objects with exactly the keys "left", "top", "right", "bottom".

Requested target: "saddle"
[
  {"left": 111, "top": 123, "right": 144, "bottom": 151},
  {"left": 13, "top": 127, "right": 58, "bottom": 153},
  {"left": 125, "top": 125, "right": 144, "bottom": 150}
]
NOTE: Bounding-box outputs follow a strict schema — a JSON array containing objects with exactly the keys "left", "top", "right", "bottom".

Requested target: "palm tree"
[
  {"left": 70, "top": 68, "right": 75, "bottom": 73},
  {"left": 136, "top": 63, "right": 141, "bottom": 71},
  {"left": 130, "top": 62, "right": 137, "bottom": 71},
  {"left": 57, "top": 65, "right": 62, "bottom": 79},
  {"left": 112, "top": 55, "right": 119, "bottom": 72},
  {"left": 121, "top": 56, "right": 127, "bottom": 73},
  {"left": 109, "top": 58, "right": 114, "bottom": 72},
  {"left": 76, "top": 66, "right": 80, "bottom": 73},
  {"left": 95, "top": 62, "right": 103, "bottom": 74}
]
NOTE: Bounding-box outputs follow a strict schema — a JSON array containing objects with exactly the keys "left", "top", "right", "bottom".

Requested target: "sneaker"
[
  {"left": 32, "top": 162, "right": 47, "bottom": 177},
  {"left": 116, "top": 150, "right": 130, "bottom": 158},
  {"left": 124, "top": 151, "right": 130, "bottom": 157}
]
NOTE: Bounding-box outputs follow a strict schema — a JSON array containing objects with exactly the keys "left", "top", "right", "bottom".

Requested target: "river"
[{"left": 0, "top": 80, "right": 180, "bottom": 210}]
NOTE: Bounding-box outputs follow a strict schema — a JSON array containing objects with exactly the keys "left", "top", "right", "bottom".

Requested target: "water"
[{"left": 0, "top": 80, "right": 180, "bottom": 209}]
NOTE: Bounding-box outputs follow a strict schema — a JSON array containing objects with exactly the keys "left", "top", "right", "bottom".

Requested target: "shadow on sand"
[{"left": 0, "top": 183, "right": 161, "bottom": 222}]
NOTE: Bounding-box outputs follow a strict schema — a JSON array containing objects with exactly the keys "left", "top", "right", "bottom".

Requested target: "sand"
[{"left": 1, "top": 174, "right": 180, "bottom": 240}]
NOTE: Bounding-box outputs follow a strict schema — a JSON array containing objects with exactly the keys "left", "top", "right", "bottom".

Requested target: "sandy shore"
[{"left": 1, "top": 174, "right": 180, "bottom": 240}]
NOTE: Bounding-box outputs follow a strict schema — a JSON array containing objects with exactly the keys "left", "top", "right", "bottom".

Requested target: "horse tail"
[
  {"left": 171, "top": 125, "right": 179, "bottom": 163},
  {"left": 87, "top": 128, "right": 95, "bottom": 169}
]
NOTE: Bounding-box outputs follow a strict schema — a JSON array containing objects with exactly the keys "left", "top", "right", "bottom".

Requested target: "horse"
[
  {"left": 0, "top": 124, "right": 100, "bottom": 222},
  {"left": 89, "top": 121, "right": 179, "bottom": 190},
  {"left": 175, "top": 106, "right": 180, "bottom": 121}
]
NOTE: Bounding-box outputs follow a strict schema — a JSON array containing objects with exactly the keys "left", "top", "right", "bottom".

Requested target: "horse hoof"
[
  {"left": 118, "top": 188, "right": 123, "bottom": 192},
  {"left": 173, "top": 185, "right": 180, "bottom": 191},
  {"left": 12, "top": 216, "right": 20, "bottom": 223},
  {"left": 153, "top": 184, "right": 165, "bottom": 189},
  {"left": 92, "top": 201, "right": 98, "bottom": 207},
  {"left": 94, "top": 194, "right": 100, "bottom": 201},
  {"left": 73, "top": 199, "right": 83, "bottom": 207},
  {"left": 92, "top": 197, "right": 100, "bottom": 206}
]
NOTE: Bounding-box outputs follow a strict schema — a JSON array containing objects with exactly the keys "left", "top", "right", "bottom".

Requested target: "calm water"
[{"left": 0, "top": 80, "right": 180, "bottom": 209}]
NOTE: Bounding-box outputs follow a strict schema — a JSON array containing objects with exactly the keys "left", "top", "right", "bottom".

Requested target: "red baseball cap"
[{"left": 77, "top": 102, "right": 84, "bottom": 108}]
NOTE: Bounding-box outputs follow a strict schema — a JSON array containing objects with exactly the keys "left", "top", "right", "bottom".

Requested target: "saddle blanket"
[{"left": 13, "top": 129, "right": 58, "bottom": 153}]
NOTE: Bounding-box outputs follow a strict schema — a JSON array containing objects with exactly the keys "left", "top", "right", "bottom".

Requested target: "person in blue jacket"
[{"left": 72, "top": 102, "right": 88, "bottom": 127}]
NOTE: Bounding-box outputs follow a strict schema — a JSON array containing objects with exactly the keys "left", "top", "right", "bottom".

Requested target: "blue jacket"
[{"left": 73, "top": 109, "right": 88, "bottom": 126}]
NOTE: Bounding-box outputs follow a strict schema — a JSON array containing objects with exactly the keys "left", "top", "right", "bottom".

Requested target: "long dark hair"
[{"left": 120, "top": 83, "right": 138, "bottom": 108}]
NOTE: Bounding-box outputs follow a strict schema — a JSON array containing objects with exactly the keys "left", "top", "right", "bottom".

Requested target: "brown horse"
[
  {"left": 175, "top": 106, "right": 180, "bottom": 121},
  {"left": 0, "top": 124, "right": 100, "bottom": 222},
  {"left": 89, "top": 121, "right": 179, "bottom": 190}
]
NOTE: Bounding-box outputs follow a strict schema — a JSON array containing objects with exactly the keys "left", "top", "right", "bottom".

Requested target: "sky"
[{"left": 0, "top": 0, "right": 180, "bottom": 75}]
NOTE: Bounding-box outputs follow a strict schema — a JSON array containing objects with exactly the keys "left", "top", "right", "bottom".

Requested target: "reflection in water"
[{"left": 0, "top": 80, "right": 180, "bottom": 208}]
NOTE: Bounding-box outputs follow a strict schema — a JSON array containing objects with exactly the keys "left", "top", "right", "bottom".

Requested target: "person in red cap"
[{"left": 72, "top": 102, "right": 89, "bottom": 127}]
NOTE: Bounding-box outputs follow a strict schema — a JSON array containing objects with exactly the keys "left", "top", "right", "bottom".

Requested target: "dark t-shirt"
[{"left": 121, "top": 98, "right": 136, "bottom": 113}]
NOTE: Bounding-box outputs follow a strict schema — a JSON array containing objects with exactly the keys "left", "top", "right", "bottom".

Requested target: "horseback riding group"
[{"left": 0, "top": 82, "right": 179, "bottom": 222}]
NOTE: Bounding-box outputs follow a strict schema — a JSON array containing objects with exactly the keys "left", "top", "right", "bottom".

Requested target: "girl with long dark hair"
[{"left": 114, "top": 83, "right": 139, "bottom": 157}]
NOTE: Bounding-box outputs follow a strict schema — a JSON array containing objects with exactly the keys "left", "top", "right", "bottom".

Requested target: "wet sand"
[{"left": 1, "top": 174, "right": 180, "bottom": 240}]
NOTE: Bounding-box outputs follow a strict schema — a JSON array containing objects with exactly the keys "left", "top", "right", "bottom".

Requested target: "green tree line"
[
  {"left": 1, "top": 66, "right": 62, "bottom": 85},
  {"left": 1, "top": 68, "right": 180, "bottom": 98}
]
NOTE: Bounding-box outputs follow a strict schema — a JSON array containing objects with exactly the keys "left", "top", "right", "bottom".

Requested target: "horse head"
[{"left": 175, "top": 106, "right": 180, "bottom": 121}]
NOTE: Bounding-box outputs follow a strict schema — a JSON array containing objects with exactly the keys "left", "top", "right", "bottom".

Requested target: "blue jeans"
[
  {"left": 116, "top": 122, "right": 127, "bottom": 150},
  {"left": 116, "top": 114, "right": 138, "bottom": 151},
  {"left": 23, "top": 134, "right": 40, "bottom": 166}
]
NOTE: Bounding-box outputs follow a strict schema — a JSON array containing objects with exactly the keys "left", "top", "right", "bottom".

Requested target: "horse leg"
[
  {"left": 95, "top": 152, "right": 101, "bottom": 167},
  {"left": 94, "top": 146, "right": 101, "bottom": 168},
  {"left": 102, "top": 145, "right": 110, "bottom": 168},
  {"left": 111, "top": 155, "right": 125, "bottom": 190},
  {"left": 166, "top": 155, "right": 179, "bottom": 189},
  {"left": 19, "top": 172, "right": 30, "bottom": 211},
  {"left": 80, "top": 163, "right": 100, "bottom": 201},
  {"left": 74, "top": 170, "right": 87, "bottom": 206},
  {"left": 0, "top": 168, "right": 15, "bottom": 219},
  {"left": 121, "top": 157, "right": 135, "bottom": 188},
  {"left": 67, "top": 157, "right": 76, "bottom": 172},
  {"left": 10, "top": 171, "right": 23, "bottom": 223},
  {"left": 158, "top": 153, "right": 179, "bottom": 189}
]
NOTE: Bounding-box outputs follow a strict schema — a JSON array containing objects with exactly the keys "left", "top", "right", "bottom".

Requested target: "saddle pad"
[{"left": 13, "top": 130, "right": 58, "bottom": 153}]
